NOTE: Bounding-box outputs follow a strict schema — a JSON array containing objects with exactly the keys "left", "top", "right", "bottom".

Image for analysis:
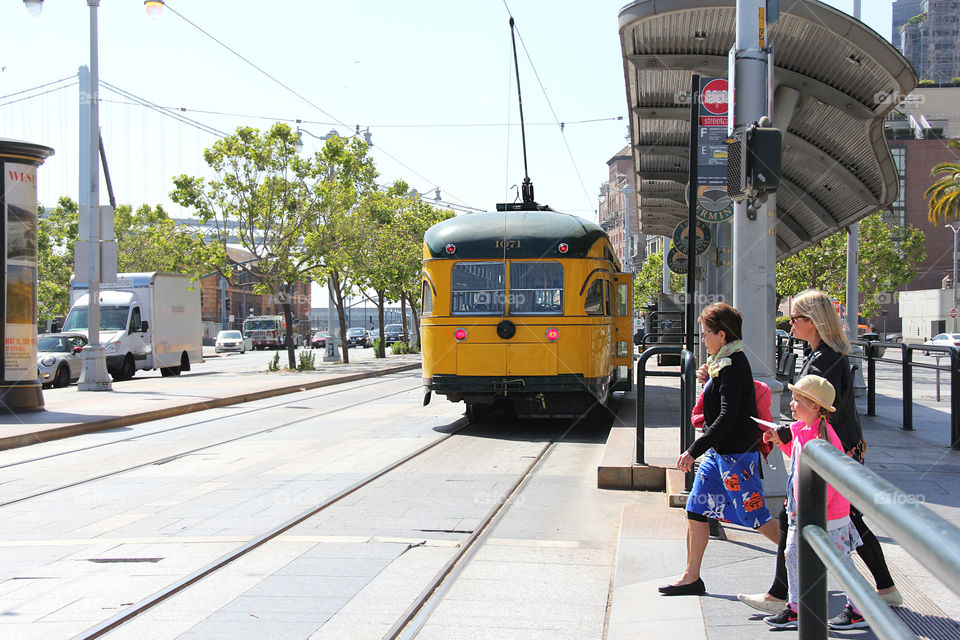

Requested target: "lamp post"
[
  {"left": 948, "top": 223, "right": 959, "bottom": 332},
  {"left": 25, "top": 0, "right": 120, "bottom": 390}
]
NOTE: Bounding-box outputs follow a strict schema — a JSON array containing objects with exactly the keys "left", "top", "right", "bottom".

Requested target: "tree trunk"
[
  {"left": 282, "top": 300, "right": 296, "bottom": 369},
  {"left": 376, "top": 289, "right": 386, "bottom": 358},
  {"left": 400, "top": 295, "right": 409, "bottom": 345},
  {"left": 332, "top": 271, "right": 349, "bottom": 364}
]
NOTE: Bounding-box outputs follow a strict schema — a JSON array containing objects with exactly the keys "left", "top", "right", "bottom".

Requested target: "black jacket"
[
  {"left": 688, "top": 350, "right": 760, "bottom": 459},
  {"left": 794, "top": 343, "right": 863, "bottom": 452}
]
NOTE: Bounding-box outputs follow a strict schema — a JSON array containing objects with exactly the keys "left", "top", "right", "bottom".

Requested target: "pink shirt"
[{"left": 774, "top": 418, "right": 851, "bottom": 522}]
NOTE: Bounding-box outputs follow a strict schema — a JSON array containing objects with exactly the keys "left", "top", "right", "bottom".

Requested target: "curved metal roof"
[{"left": 618, "top": 0, "right": 917, "bottom": 259}]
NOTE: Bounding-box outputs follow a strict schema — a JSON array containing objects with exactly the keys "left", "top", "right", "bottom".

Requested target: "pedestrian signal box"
[{"left": 727, "top": 124, "right": 782, "bottom": 201}]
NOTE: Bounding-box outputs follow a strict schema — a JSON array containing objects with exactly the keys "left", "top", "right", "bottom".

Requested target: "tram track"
[
  {"left": 0, "top": 376, "right": 423, "bottom": 509},
  {"left": 67, "top": 411, "right": 588, "bottom": 640}
]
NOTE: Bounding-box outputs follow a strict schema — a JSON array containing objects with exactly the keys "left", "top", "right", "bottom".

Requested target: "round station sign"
[
  {"left": 700, "top": 78, "right": 729, "bottom": 115},
  {"left": 671, "top": 219, "right": 712, "bottom": 256},
  {"left": 952, "top": 308, "right": 958, "bottom": 319},
  {"left": 667, "top": 246, "right": 688, "bottom": 275}
]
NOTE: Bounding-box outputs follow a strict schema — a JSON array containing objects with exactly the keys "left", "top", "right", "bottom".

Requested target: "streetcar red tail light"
[
  {"left": 454, "top": 328, "right": 468, "bottom": 342},
  {"left": 558, "top": 242, "right": 569, "bottom": 254},
  {"left": 545, "top": 328, "right": 560, "bottom": 341}
]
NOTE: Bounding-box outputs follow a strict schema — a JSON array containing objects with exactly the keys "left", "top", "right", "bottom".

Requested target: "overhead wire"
[
  {"left": 0, "top": 75, "right": 76, "bottom": 100},
  {"left": 500, "top": 0, "right": 594, "bottom": 210},
  {"left": 161, "top": 0, "right": 480, "bottom": 212},
  {"left": 99, "top": 80, "right": 228, "bottom": 138}
]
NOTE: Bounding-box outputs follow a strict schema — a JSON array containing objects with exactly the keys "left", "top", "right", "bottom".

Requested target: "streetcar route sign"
[{"left": 697, "top": 77, "right": 733, "bottom": 223}]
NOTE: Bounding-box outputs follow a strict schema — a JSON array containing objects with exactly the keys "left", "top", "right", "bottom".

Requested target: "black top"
[
  {"left": 688, "top": 350, "right": 760, "bottom": 459},
  {"left": 792, "top": 343, "right": 863, "bottom": 452}
]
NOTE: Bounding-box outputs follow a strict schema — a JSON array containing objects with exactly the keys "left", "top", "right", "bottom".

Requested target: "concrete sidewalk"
[
  {"left": 605, "top": 360, "right": 960, "bottom": 639},
  {"left": 0, "top": 352, "right": 422, "bottom": 451}
]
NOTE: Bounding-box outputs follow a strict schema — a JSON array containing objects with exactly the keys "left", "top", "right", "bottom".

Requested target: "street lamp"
[
  {"left": 947, "top": 223, "right": 959, "bottom": 331},
  {"left": 26, "top": 0, "right": 118, "bottom": 391}
]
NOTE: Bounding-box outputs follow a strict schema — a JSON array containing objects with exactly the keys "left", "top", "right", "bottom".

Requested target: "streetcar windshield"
[
  {"left": 451, "top": 262, "right": 505, "bottom": 315},
  {"left": 509, "top": 262, "right": 563, "bottom": 314}
]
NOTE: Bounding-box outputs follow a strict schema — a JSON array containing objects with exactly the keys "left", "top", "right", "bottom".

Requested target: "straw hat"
[{"left": 788, "top": 374, "right": 836, "bottom": 413}]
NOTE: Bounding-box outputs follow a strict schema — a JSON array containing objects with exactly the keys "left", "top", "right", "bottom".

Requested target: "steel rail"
[
  {"left": 0, "top": 382, "right": 421, "bottom": 509},
  {"left": 71, "top": 415, "right": 473, "bottom": 640},
  {"left": 384, "top": 420, "right": 578, "bottom": 640}
]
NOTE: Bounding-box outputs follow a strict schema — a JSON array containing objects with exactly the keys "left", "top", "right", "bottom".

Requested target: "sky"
[{"left": 0, "top": 0, "right": 892, "bottom": 301}]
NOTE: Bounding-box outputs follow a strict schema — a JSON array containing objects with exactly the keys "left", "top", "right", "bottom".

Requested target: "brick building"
[{"left": 199, "top": 246, "right": 312, "bottom": 340}]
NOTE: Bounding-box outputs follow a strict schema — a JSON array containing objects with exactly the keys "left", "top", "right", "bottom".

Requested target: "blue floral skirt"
[{"left": 686, "top": 449, "right": 772, "bottom": 528}]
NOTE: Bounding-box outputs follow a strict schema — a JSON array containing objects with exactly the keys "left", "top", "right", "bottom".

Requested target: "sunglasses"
[{"left": 789, "top": 315, "right": 808, "bottom": 322}]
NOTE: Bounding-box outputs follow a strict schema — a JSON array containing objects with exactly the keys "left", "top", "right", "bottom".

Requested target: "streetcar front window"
[
  {"left": 509, "top": 262, "right": 563, "bottom": 314},
  {"left": 451, "top": 262, "right": 505, "bottom": 314}
]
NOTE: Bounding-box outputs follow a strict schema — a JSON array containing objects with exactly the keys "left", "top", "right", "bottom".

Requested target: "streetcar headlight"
[
  {"left": 545, "top": 327, "right": 560, "bottom": 341},
  {"left": 454, "top": 328, "right": 468, "bottom": 342}
]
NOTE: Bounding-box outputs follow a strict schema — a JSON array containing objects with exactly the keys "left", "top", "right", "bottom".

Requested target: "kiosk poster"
[
  {"left": 4, "top": 162, "right": 39, "bottom": 380},
  {"left": 697, "top": 77, "right": 733, "bottom": 223}
]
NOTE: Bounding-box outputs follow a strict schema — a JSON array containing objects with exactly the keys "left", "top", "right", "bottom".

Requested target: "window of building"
[{"left": 508, "top": 262, "right": 563, "bottom": 314}]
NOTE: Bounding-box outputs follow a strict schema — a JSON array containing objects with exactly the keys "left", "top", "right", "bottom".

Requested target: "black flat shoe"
[{"left": 658, "top": 578, "right": 706, "bottom": 596}]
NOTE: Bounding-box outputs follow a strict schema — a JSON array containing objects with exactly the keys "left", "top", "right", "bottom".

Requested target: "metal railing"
[
  {"left": 635, "top": 346, "right": 697, "bottom": 487},
  {"left": 797, "top": 439, "right": 960, "bottom": 639},
  {"left": 776, "top": 336, "right": 960, "bottom": 450}
]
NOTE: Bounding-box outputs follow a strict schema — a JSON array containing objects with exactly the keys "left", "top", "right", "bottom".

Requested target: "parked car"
[
  {"left": 383, "top": 324, "right": 404, "bottom": 344},
  {"left": 923, "top": 333, "right": 960, "bottom": 355},
  {"left": 37, "top": 332, "right": 87, "bottom": 388},
  {"left": 214, "top": 330, "right": 245, "bottom": 354},
  {"left": 346, "top": 327, "right": 373, "bottom": 348},
  {"left": 311, "top": 332, "right": 329, "bottom": 349},
  {"left": 775, "top": 328, "right": 790, "bottom": 339}
]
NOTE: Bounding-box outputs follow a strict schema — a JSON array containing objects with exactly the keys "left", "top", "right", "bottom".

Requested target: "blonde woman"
[{"left": 738, "top": 289, "right": 901, "bottom": 620}]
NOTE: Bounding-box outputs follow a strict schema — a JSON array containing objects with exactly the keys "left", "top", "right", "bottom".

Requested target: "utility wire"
[
  {"left": 0, "top": 80, "right": 77, "bottom": 108},
  {"left": 0, "top": 75, "right": 76, "bottom": 100},
  {"left": 100, "top": 80, "right": 227, "bottom": 138},
  {"left": 160, "top": 1, "right": 344, "bottom": 128}
]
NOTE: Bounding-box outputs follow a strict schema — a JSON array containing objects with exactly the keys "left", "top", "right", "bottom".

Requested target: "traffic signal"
[{"left": 225, "top": 297, "right": 231, "bottom": 312}]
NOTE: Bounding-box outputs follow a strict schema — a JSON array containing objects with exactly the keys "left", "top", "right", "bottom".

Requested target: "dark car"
[
  {"left": 384, "top": 324, "right": 404, "bottom": 344},
  {"left": 37, "top": 332, "right": 87, "bottom": 388},
  {"left": 346, "top": 328, "right": 372, "bottom": 348},
  {"left": 311, "top": 332, "right": 329, "bottom": 349}
]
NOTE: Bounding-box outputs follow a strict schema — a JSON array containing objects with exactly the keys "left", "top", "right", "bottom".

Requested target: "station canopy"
[{"left": 618, "top": 0, "right": 917, "bottom": 259}]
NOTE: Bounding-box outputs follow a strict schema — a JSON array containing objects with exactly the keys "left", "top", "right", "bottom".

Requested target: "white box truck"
[{"left": 62, "top": 272, "right": 202, "bottom": 380}]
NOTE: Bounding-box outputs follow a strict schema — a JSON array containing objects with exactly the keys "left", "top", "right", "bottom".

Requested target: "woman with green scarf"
[{"left": 659, "top": 302, "right": 780, "bottom": 596}]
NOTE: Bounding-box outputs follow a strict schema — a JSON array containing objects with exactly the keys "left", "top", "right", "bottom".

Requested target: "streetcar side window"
[
  {"left": 451, "top": 262, "right": 505, "bottom": 314},
  {"left": 421, "top": 280, "right": 433, "bottom": 317},
  {"left": 509, "top": 262, "right": 563, "bottom": 315},
  {"left": 584, "top": 279, "right": 605, "bottom": 315}
]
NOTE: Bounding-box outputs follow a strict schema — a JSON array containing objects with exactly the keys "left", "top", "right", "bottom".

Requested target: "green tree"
[
  {"left": 37, "top": 197, "right": 79, "bottom": 325},
  {"left": 113, "top": 203, "right": 212, "bottom": 278},
  {"left": 633, "top": 249, "right": 683, "bottom": 309},
  {"left": 924, "top": 139, "right": 960, "bottom": 224},
  {"left": 172, "top": 123, "right": 361, "bottom": 369},
  {"left": 776, "top": 212, "right": 925, "bottom": 320}
]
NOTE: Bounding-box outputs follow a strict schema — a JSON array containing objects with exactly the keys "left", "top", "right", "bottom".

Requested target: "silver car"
[
  {"left": 215, "top": 330, "right": 246, "bottom": 354},
  {"left": 37, "top": 332, "right": 87, "bottom": 388}
]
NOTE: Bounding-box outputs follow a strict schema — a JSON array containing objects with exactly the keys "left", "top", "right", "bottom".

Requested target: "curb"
[{"left": 0, "top": 363, "right": 421, "bottom": 452}]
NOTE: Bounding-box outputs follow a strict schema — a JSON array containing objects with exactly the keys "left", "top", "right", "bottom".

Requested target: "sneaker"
[
  {"left": 828, "top": 605, "right": 870, "bottom": 630},
  {"left": 738, "top": 592, "right": 786, "bottom": 614},
  {"left": 764, "top": 607, "right": 798, "bottom": 629},
  {"left": 879, "top": 587, "right": 903, "bottom": 606}
]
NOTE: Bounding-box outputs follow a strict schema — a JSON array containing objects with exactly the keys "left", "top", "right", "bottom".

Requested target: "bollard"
[
  {"left": 902, "top": 345, "right": 913, "bottom": 431},
  {"left": 866, "top": 341, "right": 876, "bottom": 416}
]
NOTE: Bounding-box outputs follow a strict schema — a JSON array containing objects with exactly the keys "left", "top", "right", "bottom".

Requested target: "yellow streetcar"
[{"left": 420, "top": 204, "right": 634, "bottom": 419}]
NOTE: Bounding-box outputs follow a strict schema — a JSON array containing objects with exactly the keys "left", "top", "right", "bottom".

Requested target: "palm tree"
[{"left": 925, "top": 139, "right": 960, "bottom": 224}]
